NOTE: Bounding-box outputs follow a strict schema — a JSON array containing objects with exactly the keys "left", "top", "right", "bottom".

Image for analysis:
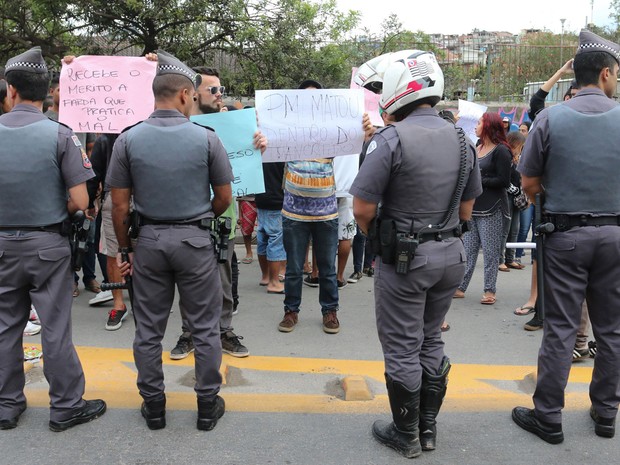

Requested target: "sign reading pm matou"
[
  {"left": 255, "top": 89, "right": 365, "bottom": 162},
  {"left": 59, "top": 56, "right": 156, "bottom": 134}
]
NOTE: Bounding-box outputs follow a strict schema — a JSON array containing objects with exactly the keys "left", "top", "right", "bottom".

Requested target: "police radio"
[{"left": 395, "top": 219, "right": 418, "bottom": 275}]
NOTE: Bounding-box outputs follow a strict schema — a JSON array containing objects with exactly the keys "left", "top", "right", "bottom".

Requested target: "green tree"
[
  {"left": 223, "top": 0, "right": 360, "bottom": 94},
  {"left": 72, "top": 0, "right": 246, "bottom": 58},
  {"left": 0, "top": 0, "right": 88, "bottom": 65}
]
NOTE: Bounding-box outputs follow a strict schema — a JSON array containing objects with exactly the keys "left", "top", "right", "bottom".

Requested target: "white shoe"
[
  {"left": 29, "top": 305, "right": 40, "bottom": 325},
  {"left": 89, "top": 290, "right": 114, "bottom": 306},
  {"left": 24, "top": 320, "right": 41, "bottom": 336}
]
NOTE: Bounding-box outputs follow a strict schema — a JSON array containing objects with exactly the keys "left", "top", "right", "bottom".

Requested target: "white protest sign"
[
  {"left": 59, "top": 56, "right": 156, "bottom": 133},
  {"left": 255, "top": 89, "right": 365, "bottom": 162},
  {"left": 455, "top": 99, "right": 487, "bottom": 145}
]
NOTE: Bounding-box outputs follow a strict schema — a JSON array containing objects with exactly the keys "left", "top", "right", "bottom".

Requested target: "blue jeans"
[
  {"left": 516, "top": 204, "right": 534, "bottom": 259},
  {"left": 257, "top": 209, "right": 286, "bottom": 261},
  {"left": 352, "top": 226, "right": 374, "bottom": 272},
  {"left": 282, "top": 217, "right": 339, "bottom": 315}
]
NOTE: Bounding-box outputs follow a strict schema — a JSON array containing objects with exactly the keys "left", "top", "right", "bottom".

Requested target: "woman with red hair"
[{"left": 454, "top": 112, "right": 512, "bottom": 305}]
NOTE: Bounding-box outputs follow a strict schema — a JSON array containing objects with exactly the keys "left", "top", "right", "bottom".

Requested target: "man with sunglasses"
[{"left": 194, "top": 68, "right": 225, "bottom": 114}]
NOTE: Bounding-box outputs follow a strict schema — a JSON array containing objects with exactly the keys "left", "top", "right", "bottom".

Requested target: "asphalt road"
[{"left": 1, "top": 246, "right": 616, "bottom": 465}]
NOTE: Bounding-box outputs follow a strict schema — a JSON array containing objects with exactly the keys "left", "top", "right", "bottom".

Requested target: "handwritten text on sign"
[
  {"left": 255, "top": 89, "right": 365, "bottom": 162},
  {"left": 191, "top": 109, "right": 265, "bottom": 196},
  {"left": 59, "top": 56, "right": 156, "bottom": 133}
]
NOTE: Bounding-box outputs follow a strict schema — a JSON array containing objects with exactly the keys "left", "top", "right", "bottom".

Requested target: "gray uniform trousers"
[
  {"left": 374, "top": 238, "right": 466, "bottom": 389},
  {"left": 132, "top": 225, "right": 223, "bottom": 401},
  {"left": 180, "top": 237, "right": 234, "bottom": 335},
  {"left": 534, "top": 226, "right": 620, "bottom": 423},
  {"left": 0, "top": 231, "right": 86, "bottom": 422}
]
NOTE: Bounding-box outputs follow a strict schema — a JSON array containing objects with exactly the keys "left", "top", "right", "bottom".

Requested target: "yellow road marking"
[{"left": 24, "top": 346, "right": 594, "bottom": 414}]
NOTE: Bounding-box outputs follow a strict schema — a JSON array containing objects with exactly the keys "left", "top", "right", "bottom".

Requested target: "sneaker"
[
  {"left": 24, "top": 320, "right": 41, "bottom": 336},
  {"left": 572, "top": 347, "right": 589, "bottom": 362},
  {"left": 221, "top": 331, "right": 249, "bottom": 358},
  {"left": 337, "top": 280, "right": 347, "bottom": 289},
  {"left": 347, "top": 271, "right": 363, "bottom": 283},
  {"left": 84, "top": 279, "right": 101, "bottom": 293},
  {"left": 589, "top": 340, "right": 597, "bottom": 358},
  {"left": 232, "top": 298, "right": 239, "bottom": 315},
  {"left": 278, "top": 311, "right": 298, "bottom": 332},
  {"left": 170, "top": 335, "right": 194, "bottom": 360},
  {"left": 524, "top": 315, "right": 543, "bottom": 331},
  {"left": 89, "top": 290, "right": 114, "bottom": 306},
  {"left": 29, "top": 305, "right": 40, "bottom": 325},
  {"left": 363, "top": 267, "right": 374, "bottom": 277},
  {"left": 24, "top": 346, "right": 43, "bottom": 361},
  {"left": 322, "top": 310, "right": 340, "bottom": 334},
  {"left": 303, "top": 276, "right": 319, "bottom": 287},
  {"left": 105, "top": 307, "right": 128, "bottom": 331}
]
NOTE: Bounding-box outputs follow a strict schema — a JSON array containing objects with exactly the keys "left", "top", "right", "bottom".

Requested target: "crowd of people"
[{"left": 2, "top": 28, "right": 619, "bottom": 460}]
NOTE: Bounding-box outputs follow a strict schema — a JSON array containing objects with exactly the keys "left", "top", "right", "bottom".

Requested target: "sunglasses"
[{"left": 206, "top": 86, "right": 225, "bottom": 95}]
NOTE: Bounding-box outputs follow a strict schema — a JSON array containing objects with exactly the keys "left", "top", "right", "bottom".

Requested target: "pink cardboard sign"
[
  {"left": 59, "top": 56, "right": 156, "bottom": 133},
  {"left": 350, "top": 67, "right": 383, "bottom": 127}
]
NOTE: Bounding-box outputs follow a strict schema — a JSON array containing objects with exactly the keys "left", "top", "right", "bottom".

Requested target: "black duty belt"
[
  {"left": 0, "top": 223, "right": 63, "bottom": 233},
  {"left": 543, "top": 214, "right": 620, "bottom": 232},
  {"left": 140, "top": 217, "right": 211, "bottom": 230},
  {"left": 417, "top": 229, "right": 460, "bottom": 244}
]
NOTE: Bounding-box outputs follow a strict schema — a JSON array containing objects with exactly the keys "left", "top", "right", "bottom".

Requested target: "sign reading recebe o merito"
[
  {"left": 59, "top": 56, "right": 156, "bottom": 134},
  {"left": 255, "top": 89, "right": 365, "bottom": 163}
]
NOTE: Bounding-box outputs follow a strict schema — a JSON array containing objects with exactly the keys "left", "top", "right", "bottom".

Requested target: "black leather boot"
[
  {"left": 372, "top": 374, "right": 422, "bottom": 459},
  {"left": 197, "top": 395, "right": 225, "bottom": 431},
  {"left": 141, "top": 396, "right": 166, "bottom": 430},
  {"left": 419, "top": 356, "right": 451, "bottom": 451}
]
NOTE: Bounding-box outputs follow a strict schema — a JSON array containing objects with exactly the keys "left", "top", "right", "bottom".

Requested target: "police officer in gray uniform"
[
  {"left": 513, "top": 30, "right": 620, "bottom": 444},
  {"left": 106, "top": 51, "right": 234, "bottom": 431},
  {"left": 0, "top": 47, "right": 106, "bottom": 431},
  {"left": 351, "top": 50, "right": 482, "bottom": 458}
]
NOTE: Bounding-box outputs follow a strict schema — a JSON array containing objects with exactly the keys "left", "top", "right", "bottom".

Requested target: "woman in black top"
[{"left": 455, "top": 112, "right": 512, "bottom": 305}]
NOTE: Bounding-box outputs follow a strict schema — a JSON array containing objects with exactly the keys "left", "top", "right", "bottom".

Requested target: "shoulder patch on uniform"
[
  {"left": 366, "top": 140, "right": 378, "bottom": 155},
  {"left": 71, "top": 135, "right": 82, "bottom": 147},
  {"left": 81, "top": 150, "right": 92, "bottom": 169}
]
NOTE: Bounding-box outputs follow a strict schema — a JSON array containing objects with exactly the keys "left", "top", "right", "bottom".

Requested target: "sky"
[{"left": 334, "top": 0, "right": 615, "bottom": 36}]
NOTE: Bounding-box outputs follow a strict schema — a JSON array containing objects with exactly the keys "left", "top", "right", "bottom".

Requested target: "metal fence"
[{"left": 341, "top": 38, "right": 580, "bottom": 102}]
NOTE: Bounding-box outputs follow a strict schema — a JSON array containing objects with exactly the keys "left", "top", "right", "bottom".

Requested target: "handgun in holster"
[
  {"left": 211, "top": 217, "right": 232, "bottom": 263},
  {"left": 70, "top": 211, "right": 91, "bottom": 271},
  {"left": 128, "top": 210, "right": 140, "bottom": 239},
  {"left": 378, "top": 219, "right": 397, "bottom": 265}
]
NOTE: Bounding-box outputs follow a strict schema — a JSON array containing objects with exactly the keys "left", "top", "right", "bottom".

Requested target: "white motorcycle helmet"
[
  {"left": 361, "top": 50, "right": 444, "bottom": 115},
  {"left": 353, "top": 52, "right": 396, "bottom": 92}
]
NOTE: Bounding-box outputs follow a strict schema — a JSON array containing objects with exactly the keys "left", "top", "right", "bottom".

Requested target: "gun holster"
[
  {"left": 70, "top": 212, "right": 91, "bottom": 271},
  {"left": 378, "top": 219, "right": 397, "bottom": 265},
  {"left": 129, "top": 211, "right": 140, "bottom": 239},
  {"left": 210, "top": 217, "right": 232, "bottom": 263}
]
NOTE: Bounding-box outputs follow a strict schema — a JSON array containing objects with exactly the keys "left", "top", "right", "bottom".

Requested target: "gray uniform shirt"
[
  {"left": 518, "top": 87, "right": 620, "bottom": 215},
  {"left": 106, "top": 109, "right": 233, "bottom": 220},
  {"left": 519, "top": 87, "right": 617, "bottom": 178},
  {"left": 350, "top": 107, "right": 482, "bottom": 227},
  {"left": 1, "top": 104, "right": 94, "bottom": 189}
]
